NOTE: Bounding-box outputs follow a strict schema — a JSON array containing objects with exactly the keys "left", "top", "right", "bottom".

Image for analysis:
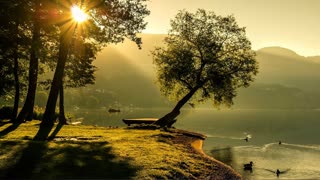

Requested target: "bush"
[
  {"left": 0, "top": 106, "right": 70, "bottom": 121},
  {"left": 32, "top": 106, "right": 59, "bottom": 121},
  {"left": 32, "top": 106, "right": 44, "bottom": 120},
  {"left": 0, "top": 106, "right": 13, "bottom": 119}
]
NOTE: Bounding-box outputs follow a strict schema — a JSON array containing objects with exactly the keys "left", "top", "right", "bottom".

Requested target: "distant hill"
[
  {"left": 67, "top": 34, "right": 320, "bottom": 109},
  {"left": 234, "top": 46, "right": 320, "bottom": 108},
  {"left": 255, "top": 46, "right": 320, "bottom": 92}
]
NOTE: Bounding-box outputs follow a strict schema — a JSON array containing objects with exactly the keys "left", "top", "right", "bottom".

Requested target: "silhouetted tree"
[
  {"left": 59, "top": 36, "right": 98, "bottom": 124},
  {"left": 152, "top": 9, "right": 258, "bottom": 127},
  {"left": 16, "top": 0, "right": 41, "bottom": 122},
  {"left": 41, "top": 0, "right": 150, "bottom": 128},
  {"left": 0, "top": 0, "right": 31, "bottom": 120}
]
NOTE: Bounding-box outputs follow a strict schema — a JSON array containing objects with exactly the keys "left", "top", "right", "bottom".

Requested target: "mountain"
[
  {"left": 255, "top": 46, "right": 320, "bottom": 92},
  {"left": 65, "top": 34, "right": 320, "bottom": 109},
  {"left": 307, "top": 56, "right": 320, "bottom": 64}
]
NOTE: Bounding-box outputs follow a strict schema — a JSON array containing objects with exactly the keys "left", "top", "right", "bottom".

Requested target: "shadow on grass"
[
  {"left": 33, "top": 123, "right": 54, "bottom": 141},
  {"left": 0, "top": 120, "right": 11, "bottom": 128},
  {"left": 48, "top": 123, "right": 64, "bottom": 140},
  {"left": 0, "top": 123, "right": 21, "bottom": 137},
  {"left": 0, "top": 141, "right": 140, "bottom": 179},
  {"left": 44, "top": 141, "right": 140, "bottom": 179},
  {"left": 4, "top": 141, "right": 48, "bottom": 179}
]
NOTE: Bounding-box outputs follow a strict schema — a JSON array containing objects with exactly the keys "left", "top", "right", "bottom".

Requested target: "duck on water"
[{"left": 244, "top": 161, "right": 253, "bottom": 171}]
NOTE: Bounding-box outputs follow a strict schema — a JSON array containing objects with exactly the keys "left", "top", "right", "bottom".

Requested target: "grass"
[{"left": 0, "top": 120, "right": 241, "bottom": 179}]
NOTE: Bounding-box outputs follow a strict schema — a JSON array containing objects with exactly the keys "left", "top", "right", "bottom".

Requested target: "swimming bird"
[
  {"left": 276, "top": 169, "right": 281, "bottom": 177},
  {"left": 242, "top": 133, "right": 252, "bottom": 142},
  {"left": 243, "top": 161, "right": 253, "bottom": 171},
  {"left": 263, "top": 168, "right": 291, "bottom": 177}
]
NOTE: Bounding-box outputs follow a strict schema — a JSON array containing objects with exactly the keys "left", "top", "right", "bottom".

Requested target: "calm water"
[{"left": 70, "top": 108, "right": 320, "bottom": 179}]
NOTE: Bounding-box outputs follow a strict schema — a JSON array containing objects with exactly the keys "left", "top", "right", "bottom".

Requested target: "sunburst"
[{"left": 71, "top": 5, "right": 88, "bottom": 23}]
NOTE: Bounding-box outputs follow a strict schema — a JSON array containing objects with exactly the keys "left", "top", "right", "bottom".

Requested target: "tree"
[
  {"left": 59, "top": 36, "right": 98, "bottom": 124},
  {"left": 41, "top": 0, "right": 150, "bottom": 127},
  {"left": 15, "top": 0, "right": 41, "bottom": 122},
  {"left": 0, "top": 0, "right": 31, "bottom": 120},
  {"left": 152, "top": 9, "right": 258, "bottom": 127}
]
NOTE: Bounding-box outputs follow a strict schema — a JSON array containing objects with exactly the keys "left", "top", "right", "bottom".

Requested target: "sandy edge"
[
  {"left": 191, "top": 139, "right": 241, "bottom": 176},
  {"left": 170, "top": 129, "right": 242, "bottom": 180}
]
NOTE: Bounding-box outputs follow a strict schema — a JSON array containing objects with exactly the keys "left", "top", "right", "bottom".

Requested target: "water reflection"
[
  {"left": 210, "top": 147, "right": 234, "bottom": 167},
  {"left": 209, "top": 146, "right": 256, "bottom": 179}
]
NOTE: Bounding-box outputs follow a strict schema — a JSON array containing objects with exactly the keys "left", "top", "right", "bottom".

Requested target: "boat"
[
  {"left": 122, "top": 118, "right": 158, "bottom": 126},
  {"left": 108, "top": 108, "right": 120, "bottom": 113}
]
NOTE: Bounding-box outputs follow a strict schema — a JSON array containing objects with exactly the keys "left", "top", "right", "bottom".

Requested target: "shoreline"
[{"left": 167, "top": 128, "right": 242, "bottom": 179}]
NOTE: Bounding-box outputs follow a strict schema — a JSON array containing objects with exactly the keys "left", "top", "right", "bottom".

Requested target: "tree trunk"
[
  {"left": 12, "top": 47, "right": 20, "bottom": 121},
  {"left": 58, "top": 80, "right": 67, "bottom": 124},
  {"left": 11, "top": 15, "right": 20, "bottom": 121},
  {"left": 155, "top": 87, "right": 199, "bottom": 127},
  {"left": 15, "top": 1, "right": 40, "bottom": 123},
  {"left": 41, "top": 28, "right": 72, "bottom": 127}
]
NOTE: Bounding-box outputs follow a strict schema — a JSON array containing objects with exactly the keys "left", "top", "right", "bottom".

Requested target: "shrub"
[
  {"left": 0, "top": 106, "right": 13, "bottom": 119},
  {"left": 32, "top": 106, "right": 59, "bottom": 121}
]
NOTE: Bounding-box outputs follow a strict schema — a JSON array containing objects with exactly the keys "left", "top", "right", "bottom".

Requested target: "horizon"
[
  {"left": 136, "top": 33, "right": 320, "bottom": 58},
  {"left": 143, "top": 0, "right": 320, "bottom": 57}
]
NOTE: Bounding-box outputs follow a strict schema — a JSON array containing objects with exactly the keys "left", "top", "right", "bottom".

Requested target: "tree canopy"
[
  {"left": 152, "top": 9, "right": 258, "bottom": 127},
  {"left": 32, "top": 0, "right": 150, "bottom": 139}
]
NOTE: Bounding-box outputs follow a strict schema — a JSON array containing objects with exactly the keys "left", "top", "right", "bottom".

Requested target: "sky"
[{"left": 143, "top": 0, "right": 320, "bottom": 56}]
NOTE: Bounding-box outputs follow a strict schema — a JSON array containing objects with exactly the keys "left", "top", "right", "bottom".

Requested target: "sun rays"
[{"left": 71, "top": 5, "right": 88, "bottom": 23}]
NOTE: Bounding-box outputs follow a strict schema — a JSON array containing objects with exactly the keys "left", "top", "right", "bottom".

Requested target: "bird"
[
  {"left": 279, "top": 141, "right": 282, "bottom": 145},
  {"left": 242, "top": 133, "right": 252, "bottom": 142},
  {"left": 243, "top": 161, "right": 253, "bottom": 171},
  {"left": 263, "top": 168, "right": 291, "bottom": 177},
  {"left": 276, "top": 169, "right": 281, "bottom": 177}
]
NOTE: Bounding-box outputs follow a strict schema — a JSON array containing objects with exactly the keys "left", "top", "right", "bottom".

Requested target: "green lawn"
[{"left": 0, "top": 121, "right": 240, "bottom": 179}]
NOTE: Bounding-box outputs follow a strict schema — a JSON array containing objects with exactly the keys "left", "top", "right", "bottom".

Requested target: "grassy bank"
[{"left": 0, "top": 121, "right": 240, "bottom": 179}]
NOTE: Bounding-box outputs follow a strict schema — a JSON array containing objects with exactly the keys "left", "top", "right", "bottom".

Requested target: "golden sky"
[{"left": 143, "top": 0, "right": 320, "bottom": 56}]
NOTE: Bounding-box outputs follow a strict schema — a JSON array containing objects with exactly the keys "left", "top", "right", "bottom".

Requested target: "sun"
[{"left": 71, "top": 5, "right": 88, "bottom": 23}]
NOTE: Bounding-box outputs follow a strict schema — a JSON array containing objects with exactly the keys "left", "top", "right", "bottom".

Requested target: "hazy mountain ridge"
[
  {"left": 255, "top": 46, "right": 320, "bottom": 92},
  {"left": 72, "top": 34, "right": 320, "bottom": 109}
]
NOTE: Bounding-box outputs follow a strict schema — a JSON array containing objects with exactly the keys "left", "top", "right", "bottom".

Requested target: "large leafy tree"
[
  {"left": 0, "top": 0, "right": 31, "bottom": 120},
  {"left": 41, "top": 0, "right": 150, "bottom": 128},
  {"left": 152, "top": 9, "right": 258, "bottom": 127}
]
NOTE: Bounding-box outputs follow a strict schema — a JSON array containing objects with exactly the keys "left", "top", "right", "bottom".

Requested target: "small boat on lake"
[{"left": 108, "top": 108, "right": 120, "bottom": 113}]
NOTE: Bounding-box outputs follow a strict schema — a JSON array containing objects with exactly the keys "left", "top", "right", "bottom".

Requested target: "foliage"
[
  {"left": 0, "top": 106, "right": 60, "bottom": 120},
  {"left": 40, "top": 0, "right": 150, "bottom": 126},
  {"left": 32, "top": 106, "right": 59, "bottom": 121},
  {"left": 0, "top": 0, "right": 30, "bottom": 97},
  {"left": 0, "top": 106, "right": 14, "bottom": 119},
  {"left": 64, "top": 36, "right": 98, "bottom": 88},
  {"left": 152, "top": 9, "right": 258, "bottom": 107}
]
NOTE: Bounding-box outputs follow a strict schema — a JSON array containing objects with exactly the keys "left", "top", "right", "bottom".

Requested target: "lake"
[{"left": 69, "top": 108, "right": 320, "bottom": 179}]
